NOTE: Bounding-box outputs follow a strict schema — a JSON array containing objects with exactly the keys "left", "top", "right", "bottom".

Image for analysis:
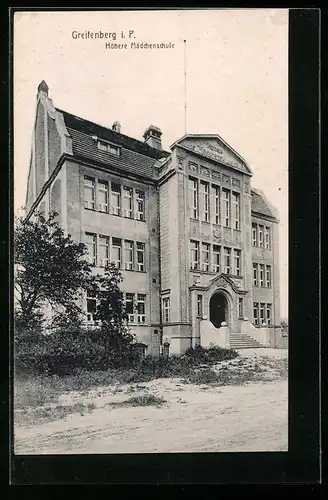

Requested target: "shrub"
[
  {"left": 14, "top": 326, "right": 141, "bottom": 376},
  {"left": 184, "top": 345, "right": 239, "bottom": 364},
  {"left": 111, "top": 394, "right": 166, "bottom": 407}
]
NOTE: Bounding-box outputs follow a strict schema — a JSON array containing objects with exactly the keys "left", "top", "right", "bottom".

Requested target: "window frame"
[
  {"left": 124, "top": 240, "right": 134, "bottom": 270},
  {"left": 136, "top": 189, "right": 145, "bottom": 221},
  {"left": 85, "top": 232, "right": 97, "bottom": 266},
  {"left": 111, "top": 237, "right": 122, "bottom": 268},
  {"left": 232, "top": 191, "right": 240, "bottom": 230},
  {"left": 98, "top": 235, "right": 109, "bottom": 268},
  {"left": 201, "top": 242, "right": 210, "bottom": 272},
  {"left": 190, "top": 240, "right": 200, "bottom": 270},
  {"left": 212, "top": 244, "right": 221, "bottom": 273},
  {"left": 111, "top": 183, "right": 121, "bottom": 216},
  {"left": 162, "top": 296, "right": 170, "bottom": 323},
  {"left": 223, "top": 246, "right": 231, "bottom": 274},
  {"left": 122, "top": 186, "right": 133, "bottom": 219},
  {"left": 136, "top": 242, "right": 145, "bottom": 272},
  {"left": 84, "top": 176, "right": 96, "bottom": 211},
  {"left": 137, "top": 293, "right": 146, "bottom": 323}
]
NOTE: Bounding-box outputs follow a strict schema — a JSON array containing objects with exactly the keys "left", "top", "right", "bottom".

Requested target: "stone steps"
[{"left": 229, "top": 333, "right": 264, "bottom": 349}]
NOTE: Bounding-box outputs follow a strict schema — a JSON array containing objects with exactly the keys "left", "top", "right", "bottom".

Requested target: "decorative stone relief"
[
  {"left": 185, "top": 141, "right": 247, "bottom": 172},
  {"left": 188, "top": 161, "right": 198, "bottom": 173},
  {"left": 223, "top": 227, "right": 232, "bottom": 243},
  {"left": 200, "top": 166, "right": 211, "bottom": 178},
  {"left": 244, "top": 179, "right": 250, "bottom": 193},
  {"left": 222, "top": 174, "right": 231, "bottom": 185},
  {"left": 232, "top": 177, "right": 241, "bottom": 189},
  {"left": 212, "top": 170, "right": 221, "bottom": 181},
  {"left": 233, "top": 230, "right": 241, "bottom": 245},
  {"left": 177, "top": 156, "right": 184, "bottom": 170},
  {"left": 212, "top": 229, "right": 222, "bottom": 242},
  {"left": 216, "top": 277, "right": 230, "bottom": 290},
  {"left": 200, "top": 222, "right": 211, "bottom": 241},
  {"left": 190, "top": 219, "right": 200, "bottom": 237}
]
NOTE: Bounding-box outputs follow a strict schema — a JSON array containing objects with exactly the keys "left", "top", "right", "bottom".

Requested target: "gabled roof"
[
  {"left": 251, "top": 189, "right": 278, "bottom": 221},
  {"left": 57, "top": 109, "right": 169, "bottom": 179}
]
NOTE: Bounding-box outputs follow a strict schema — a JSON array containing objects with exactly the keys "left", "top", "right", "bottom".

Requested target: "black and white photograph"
[{"left": 13, "top": 9, "right": 290, "bottom": 457}]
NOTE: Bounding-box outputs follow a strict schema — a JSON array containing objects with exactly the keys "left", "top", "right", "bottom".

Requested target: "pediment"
[
  {"left": 173, "top": 135, "right": 252, "bottom": 174},
  {"left": 209, "top": 273, "right": 247, "bottom": 294}
]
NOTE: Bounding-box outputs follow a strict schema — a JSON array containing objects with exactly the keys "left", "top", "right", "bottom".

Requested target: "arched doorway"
[{"left": 209, "top": 292, "right": 228, "bottom": 328}]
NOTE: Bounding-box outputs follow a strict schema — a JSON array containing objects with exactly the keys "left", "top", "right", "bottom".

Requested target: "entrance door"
[{"left": 209, "top": 292, "right": 228, "bottom": 328}]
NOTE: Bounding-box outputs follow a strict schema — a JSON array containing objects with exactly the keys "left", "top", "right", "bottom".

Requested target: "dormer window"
[{"left": 95, "top": 137, "right": 121, "bottom": 156}]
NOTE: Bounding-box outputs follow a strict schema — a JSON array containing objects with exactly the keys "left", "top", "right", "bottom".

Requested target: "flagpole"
[{"left": 184, "top": 39, "right": 187, "bottom": 134}]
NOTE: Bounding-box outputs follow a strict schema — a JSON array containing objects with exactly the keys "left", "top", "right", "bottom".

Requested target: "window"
[
  {"left": 252, "top": 223, "right": 257, "bottom": 246},
  {"left": 125, "top": 293, "right": 135, "bottom": 323},
  {"left": 162, "top": 297, "right": 170, "bottom": 323},
  {"left": 266, "top": 303, "right": 272, "bottom": 325},
  {"left": 189, "top": 177, "right": 198, "bottom": 219},
  {"left": 97, "top": 140, "right": 120, "bottom": 156},
  {"left": 99, "top": 235, "right": 109, "bottom": 267},
  {"left": 136, "top": 190, "right": 145, "bottom": 221},
  {"left": 233, "top": 249, "right": 241, "bottom": 276},
  {"left": 211, "top": 185, "right": 220, "bottom": 224},
  {"left": 202, "top": 243, "right": 210, "bottom": 271},
  {"left": 238, "top": 297, "right": 244, "bottom": 319},
  {"left": 265, "top": 227, "right": 271, "bottom": 249},
  {"left": 98, "top": 181, "right": 108, "bottom": 213},
  {"left": 190, "top": 240, "right": 199, "bottom": 270},
  {"left": 124, "top": 240, "right": 134, "bottom": 270},
  {"left": 259, "top": 264, "right": 265, "bottom": 287},
  {"left": 85, "top": 233, "right": 97, "bottom": 265},
  {"left": 123, "top": 186, "right": 133, "bottom": 218},
  {"left": 112, "top": 238, "right": 122, "bottom": 268},
  {"left": 253, "top": 263, "right": 258, "bottom": 286},
  {"left": 223, "top": 247, "right": 231, "bottom": 274},
  {"left": 111, "top": 183, "right": 121, "bottom": 216},
  {"left": 197, "top": 295, "right": 203, "bottom": 317},
  {"left": 259, "top": 303, "right": 265, "bottom": 325},
  {"left": 232, "top": 192, "right": 240, "bottom": 230},
  {"left": 84, "top": 177, "right": 95, "bottom": 210},
  {"left": 259, "top": 225, "right": 264, "bottom": 248},
  {"left": 136, "top": 242, "right": 145, "bottom": 271},
  {"left": 86, "top": 292, "right": 97, "bottom": 322},
  {"left": 213, "top": 244, "right": 221, "bottom": 273},
  {"left": 200, "top": 181, "right": 209, "bottom": 222},
  {"left": 253, "top": 302, "right": 259, "bottom": 326},
  {"left": 222, "top": 189, "right": 230, "bottom": 227},
  {"left": 137, "top": 294, "right": 146, "bottom": 323},
  {"left": 266, "top": 265, "right": 272, "bottom": 287}
]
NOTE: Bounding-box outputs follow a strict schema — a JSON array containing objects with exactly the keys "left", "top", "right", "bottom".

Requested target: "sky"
[{"left": 13, "top": 9, "right": 288, "bottom": 318}]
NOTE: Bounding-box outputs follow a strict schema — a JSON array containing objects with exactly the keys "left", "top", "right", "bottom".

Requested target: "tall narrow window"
[
  {"left": 124, "top": 240, "right": 134, "bottom": 270},
  {"left": 253, "top": 263, "right": 258, "bottom": 286},
  {"left": 266, "top": 265, "right": 272, "bottom": 287},
  {"left": 85, "top": 233, "right": 97, "bottom": 266},
  {"left": 222, "top": 189, "right": 230, "bottom": 228},
  {"left": 233, "top": 249, "right": 241, "bottom": 276},
  {"left": 253, "top": 302, "right": 259, "bottom": 326},
  {"left": 252, "top": 223, "right": 257, "bottom": 246},
  {"left": 112, "top": 238, "right": 122, "bottom": 268},
  {"left": 86, "top": 292, "right": 97, "bottom": 322},
  {"left": 202, "top": 243, "right": 210, "bottom": 271},
  {"left": 189, "top": 177, "right": 198, "bottom": 219},
  {"left": 162, "top": 297, "right": 170, "bottom": 323},
  {"left": 99, "top": 235, "right": 109, "bottom": 267},
  {"left": 200, "top": 181, "right": 209, "bottom": 222},
  {"left": 238, "top": 297, "right": 244, "bottom": 319},
  {"left": 266, "top": 303, "right": 272, "bottom": 325},
  {"left": 136, "top": 190, "right": 145, "bottom": 221},
  {"left": 197, "top": 295, "right": 203, "bottom": 317},
  {"left": 232, "top": 192, "right": 240, "bottom": 230},
  {"left": 213, "top": 244, "right": 221, "bottom": 273},
  {"left": 224, "top": 247, "right": 231, "bottom": 274},
  {"left": 84, "top": 177, "right": 95, "bottom": 210},
  {"left": 111, "top": 183, "right": 121, "bottom": 216},
  {"left": 136, "top": 242, "right": 145, "bottom": 271},
  {"left": 211, "top": 185, "right": 220, "bottom": 224},
  {"left": 137, "top": 294, "right": 146, "bottom": 323},
  {"left": 190, "top": 240, "right": 200, "bottom": 270},
  {"left": 122, "top": 186, "right": 133, "bottom": 218},
  {"left": 98, "top": 181, "right": 108, "bottom": 213},
  {"left": 126, "top": 293, "right": 135, "bottom": 323},
  {"left": 265, "top": 227, "right": 271, "bottom": 249},
  {"left": 258, "top": 225, "right": 264, "bottom": 248},
  {"left": 259, "top": 264, "right": 265, "bottom": 286},
  {"left": 259, "top": 303, "right": 265, "bottom": 325}
]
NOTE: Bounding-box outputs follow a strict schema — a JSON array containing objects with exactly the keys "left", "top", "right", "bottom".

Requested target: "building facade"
[{"left": 24, "top": 81, "right": 284, "bottom": 354}]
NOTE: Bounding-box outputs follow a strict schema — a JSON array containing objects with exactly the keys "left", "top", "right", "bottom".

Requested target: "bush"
[
  {"left": 14, "top": 326, "right": 141, "bottom": 376},
  {"left": 184, "top": 345, "right": 239, "bottom": 364}
]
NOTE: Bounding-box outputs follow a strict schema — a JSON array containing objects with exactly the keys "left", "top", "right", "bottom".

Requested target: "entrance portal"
[{"left": 209, "top": 292, "right": 228, "bottom": 328}]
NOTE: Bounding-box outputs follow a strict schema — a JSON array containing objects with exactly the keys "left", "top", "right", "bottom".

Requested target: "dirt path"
[{"left": 14, "top": 378, "right": 288, "bottom": 454}]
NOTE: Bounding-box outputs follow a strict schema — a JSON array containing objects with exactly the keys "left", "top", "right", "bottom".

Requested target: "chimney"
[
  {"left": 37, "top": 80, "right": 49, "bottom": 96},
  {"left": 112, "top": 121, "right": 121, "bottom": 133},
  {"left": 143, "top": 125, "right": 162, "bottom": 150}
]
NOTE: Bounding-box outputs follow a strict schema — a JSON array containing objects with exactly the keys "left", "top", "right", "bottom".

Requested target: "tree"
[{"left": 14, "top": 211, "right": 95, "bottom": 332}]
